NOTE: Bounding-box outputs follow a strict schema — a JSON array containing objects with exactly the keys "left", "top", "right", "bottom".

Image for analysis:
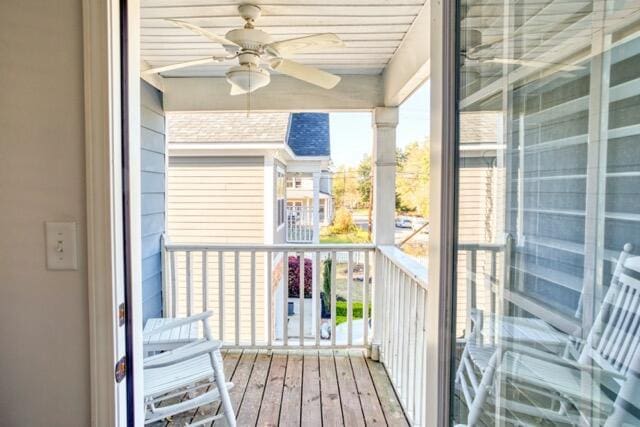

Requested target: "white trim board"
[
  {"left": 83, "top": 0, "right": 125, "bottom": 423},
  {"left": 83, "top": 0, "right": 144, "bottom": 425}
]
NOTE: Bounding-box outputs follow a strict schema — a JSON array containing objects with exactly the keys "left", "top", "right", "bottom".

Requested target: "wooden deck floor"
[{"left": 153, "top": 349, "right": 409, "bottom": 427}]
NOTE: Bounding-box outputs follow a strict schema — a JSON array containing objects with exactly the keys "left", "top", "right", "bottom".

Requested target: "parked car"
[{"left": 395, "top": 217, "right": 413, "bottom": 228}]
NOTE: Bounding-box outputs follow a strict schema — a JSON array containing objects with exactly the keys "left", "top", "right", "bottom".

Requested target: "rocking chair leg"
[{"left": 211, "top": 349, "right": 236, "bottom": 427}]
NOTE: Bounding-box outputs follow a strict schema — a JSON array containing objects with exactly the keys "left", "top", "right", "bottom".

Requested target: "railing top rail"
[
  {"left": 378, "top": 245, "right": 428, "bottom": 290},
  {"left": 165, "top": 242, "right": 376, "bottom": 252},
  {"left": 458, "top": 242, "right": 506, "bottom": 251}
]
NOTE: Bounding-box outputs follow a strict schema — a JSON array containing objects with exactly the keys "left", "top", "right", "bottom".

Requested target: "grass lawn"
[{"left": 320, "top": 228, "right": 370, "bottom": 244}]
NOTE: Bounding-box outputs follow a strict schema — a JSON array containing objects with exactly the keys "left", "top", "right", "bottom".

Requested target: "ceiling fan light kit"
[
  {"left": 226, "top": 64, "right": 270, "bottom": 95},
  {"left": 145, "top": 4, "right": 345, "bottom": 95}
]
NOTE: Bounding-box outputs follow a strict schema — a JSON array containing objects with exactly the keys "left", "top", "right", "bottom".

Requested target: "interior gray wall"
[
  {"left": 141, "top": 80, "right": 166, "bottom": 321},
  {"left": 0, "top": 0, "right": 90, "bottom": 425}
]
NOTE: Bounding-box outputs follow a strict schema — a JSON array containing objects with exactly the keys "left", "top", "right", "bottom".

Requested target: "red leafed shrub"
[{"left": 288, "top": 255, "right": 313, "bottom": 298}]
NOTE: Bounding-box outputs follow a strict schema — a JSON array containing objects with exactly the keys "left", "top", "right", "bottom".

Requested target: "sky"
[{"left": 329, "top": 81, "right": 430, "bottom": 168}]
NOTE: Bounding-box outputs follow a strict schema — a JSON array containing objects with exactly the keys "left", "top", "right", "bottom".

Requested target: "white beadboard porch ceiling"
[{"left": 140, "top": 0, "right": 428, "bottom": 77}]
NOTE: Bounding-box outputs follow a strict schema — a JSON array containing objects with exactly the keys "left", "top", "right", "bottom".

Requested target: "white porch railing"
[
  {"left": 286, "top": 205, "right": 314, "bottom": 242},
  {"left": 377, "top": 245, "right": 429, "bottom": 426},
  {"left": 162, "top": 240, "right": 429, "bottom": 425},
  {"left": 163, "top": 243, "right": 375, "bottom": 349}
]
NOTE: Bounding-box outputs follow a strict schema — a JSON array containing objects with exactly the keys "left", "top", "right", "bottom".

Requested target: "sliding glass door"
[{"left": 452, "top": 0, "right": 640, "bottom": 424}]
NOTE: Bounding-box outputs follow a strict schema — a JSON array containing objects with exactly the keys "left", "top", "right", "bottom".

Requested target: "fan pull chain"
[{"left": 246, "top": 64, "right": 252, "bottom": 117}]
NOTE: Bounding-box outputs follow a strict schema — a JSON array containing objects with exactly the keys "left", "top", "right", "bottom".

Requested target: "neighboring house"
[
  {"left": 165, "top": 111, "right": 333, "bottom": 341},
  {"left": 286, "top": 173, "right": 334, "bottom": 226},
  {"left": 166, "top": 111, "right": 333, "bottom": 246},
  {"left": 285, "top": 113, "right": 334, "bottom": 227},
  {"left": 456, "top": 111, "right": 505, "bottom": 337}
]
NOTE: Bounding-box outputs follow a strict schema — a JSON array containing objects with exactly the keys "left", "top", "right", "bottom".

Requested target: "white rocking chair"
[
  {"left": 458, "top": 248, "right": 640, "bottom": 426},
  {"left": 143, "top": 311, "right": 236, "bottom": 426}
]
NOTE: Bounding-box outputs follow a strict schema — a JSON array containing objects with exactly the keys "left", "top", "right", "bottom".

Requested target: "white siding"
[
  {"left": 167, "top": 156, "right": 266, "bottom": 342},
  {"left": 168, "top": 157, "right": 264, "bottom": 244}
]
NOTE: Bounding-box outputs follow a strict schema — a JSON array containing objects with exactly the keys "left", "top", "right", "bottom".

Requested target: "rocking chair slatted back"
[{"left": 583, "top": 247, "right": 640, "bottom": 377}]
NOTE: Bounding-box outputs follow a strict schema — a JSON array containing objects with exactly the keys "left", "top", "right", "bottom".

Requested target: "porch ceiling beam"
[
  {"left": 162, "top": 75, "right": 384, "bottom": 112},
  {"left": 141, "top": 60, "right": 165, "bottom": 92},
  {"left": 383, "top": 1, "right": 430, "bottom": 106}
]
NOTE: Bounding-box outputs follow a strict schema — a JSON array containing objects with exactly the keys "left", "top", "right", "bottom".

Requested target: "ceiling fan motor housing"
[{"left": 225, "top": 28, "right": 273, "bottom": 52}]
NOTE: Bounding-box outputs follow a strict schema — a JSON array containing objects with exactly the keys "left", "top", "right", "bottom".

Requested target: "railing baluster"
[
  {"left": 267, "top": 251, "right": 272, "bottom": 347},
  {"left": 251, "top": 250, "right": 256, "bottom": 347},
  {"left": 186, "top": 251, "right": 193, "bottom": 316},
  {"left": 490, "top": 249, "right": 497, "bottom": 314},
  {"left": 202, "top": 251, "right": 208, "bottom": 312},
  {"left": 330, "top": 251, "right": 337, "bottom": 347},
  {"left": 407, "top": 279, "right": 417, "bottom": 415},
  {"left": 403, "top": 275, "right": 412, "bottom": 402},
  {"left": 363, "top": 250, "right": 369, "bottom": 345},
  {"left": 421, "top": 288, "right": 428, "bottom": 425},
  {"left": 314, "top": 251, "right": 321, "bottom": 347},
  {"left": 170, "top": 250, "right": 177, "bottom": 317},
  {"left": 347, "top": 250, "right": 353, "bottom": 346},
  {"left": 393, "top": 266, "right": 402, "bottom": 386},
  {"left": 218, "top": 251, "right": 224, "bottom": 342},
  {"left": 234, "top": 250, "right": 240, "bottom": 346},
  {"left": 282, "top": 250, "right": 288, "bottom": 347},
  {"left": 383, "top": 255, "right": 390, "bottom": 361},
  {"left": 299, "top": 250, "right": 304, "bottom": 346}
]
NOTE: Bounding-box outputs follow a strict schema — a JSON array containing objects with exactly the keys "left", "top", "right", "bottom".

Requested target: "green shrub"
[
  {"left": 335, "top": 301, "right": 371, "bottom": 325},
  {"left": 329, "top": 207, "right": 357, "bottom": 234}
]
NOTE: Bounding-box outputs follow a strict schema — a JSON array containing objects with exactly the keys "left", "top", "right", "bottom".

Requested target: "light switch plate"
[{"left": 45, "top": 222, "right": 78, "bottom": 270}]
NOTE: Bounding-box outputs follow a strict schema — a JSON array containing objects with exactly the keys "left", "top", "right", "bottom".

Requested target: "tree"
[
  {"left": 332, "top": 165, "right": 359, "bottom": 209},
  {"left": 356, "top": 155, "right": 372, "bottom": 206},
  {"left": 396, "top": 140, "right": 430, "bottom": 217}
]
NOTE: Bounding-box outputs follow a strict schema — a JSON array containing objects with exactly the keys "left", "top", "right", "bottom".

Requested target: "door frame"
[
  {"left": 426, "top": 0, "right": 458, "bottom": 425},
  {"left": 83, "top": 0, "right": 143, "bottom": 425}
]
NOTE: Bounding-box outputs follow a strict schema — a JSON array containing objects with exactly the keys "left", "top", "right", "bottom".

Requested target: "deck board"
[
  {"left": 213, "top": 350, "right": 257, "bottom": 426},
  {"left": 153, "top": 349, "right": 407, "bottom": 427},
  {"left": 350, "top": 352, "right": 387, "bottom": 426},
  {"left": 256, "top": 352, "right": 287, "bottom": 426},
  {"left": 235, "top": 350, "right": 271, "bottom": 426},
  {"left": 301, "top": 352, "right": 322, "bottom": 427},
  {"left": 335, "top": 350, "right": 365, "bottom": 427},
  {"left": 366, "top": 358, "right": 410, "bottom": 427},
  {"left": 279, "top": 351, "right": 304, "bottom": 426},
  {"left": 319, "top": 350, "right": 344, "bottom": 427}
]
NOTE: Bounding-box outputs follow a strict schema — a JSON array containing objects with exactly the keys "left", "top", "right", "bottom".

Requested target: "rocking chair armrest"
[
  {"left": 143, "top": 311, "right": 213, "bottom": 339},
  {"left": 144, "top": 339, "right": 222, "bottom": 369},
  {"left": 502, "top": 344, "right": 626, "bottom": 380}
]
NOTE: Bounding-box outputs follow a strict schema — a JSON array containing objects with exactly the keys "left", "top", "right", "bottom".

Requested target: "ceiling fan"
[
  {"left": 460, "top": 30, "right": 584, "bottom": 73},
  {"left": 143, "top": 4, "right": 345, "bottom": 95}
]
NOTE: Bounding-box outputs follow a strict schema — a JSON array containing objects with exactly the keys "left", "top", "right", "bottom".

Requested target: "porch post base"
[{"left": 369, "top": 343, "right": 381, "bottom": 361}]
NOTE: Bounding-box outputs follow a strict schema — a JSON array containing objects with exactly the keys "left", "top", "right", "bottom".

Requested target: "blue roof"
[{"left": 286, "top": 113, "right": 330, "bottom": 157}]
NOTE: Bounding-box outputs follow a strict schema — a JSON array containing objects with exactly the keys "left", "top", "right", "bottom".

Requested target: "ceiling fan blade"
[
  {"left": 142, "top": 57, "right": 217, "bottom": 75},
  {"left": 167, "top": 19, "right": 239, "bottom": 47},
  {"left": 229, "top": 83, "right": 248, "bottom": 96},
  {"left": 487, "top": 58, "right": 584, "bottom": 72},
  {"left": 266, "top": 33, "right": 344, "bottom": 57},
  {"left": 270, "top": 59, "right": 341, "bottom": 89}
]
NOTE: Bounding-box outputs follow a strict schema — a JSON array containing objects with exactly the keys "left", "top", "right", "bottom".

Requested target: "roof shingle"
[
  {"left": 167, "top": 112, "right": 290, "bottom": 143},
  {"left": 286, "top": 113, "right": 330, "bottom": 157},
  {"left": 167, "top": 111, "right": 331, "bottom": 158}
]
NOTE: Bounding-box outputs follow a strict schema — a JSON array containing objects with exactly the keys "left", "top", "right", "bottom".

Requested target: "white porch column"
[
  {"left": 312, "top": 172, "right": 321, "bottom": 244},
  {"left": 371, "top": 106, "right": 399, "bottom": 360}
]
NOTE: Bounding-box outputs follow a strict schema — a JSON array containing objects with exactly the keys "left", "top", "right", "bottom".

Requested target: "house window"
[
  {"left": 287, "top": 177, "right": 302, "bottom": 188},
  {"left": 319, "top": 199, "right": 326, "bottom": 223},
  {"left": 276, "top": 168, "right": 286, "bottom": 226}
]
